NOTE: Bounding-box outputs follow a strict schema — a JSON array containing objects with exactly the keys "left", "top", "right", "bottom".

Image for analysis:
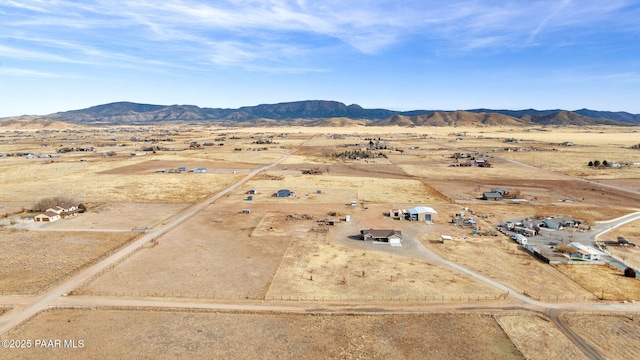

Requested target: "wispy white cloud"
[
  {"left": 0, "top": 67, "right": 64, "bottom": 78},
  {"left": 1, "top": 0, "right": 638, "bottom": 70},
  {"left": 556, "top": 71, "right": 640, "bottom": 83}
]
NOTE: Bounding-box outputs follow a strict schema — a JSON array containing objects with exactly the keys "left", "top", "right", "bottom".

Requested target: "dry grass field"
[
  {"left": 495, "top": 314, "right": 587, "bottom": 360},
  {"left": 563, "top": 314, "right": 640, "bottom": 360},
  {"left": 424, "top": 238, "right": 597, "bottom": 301},
  {"left": 0, "top": 230, "right": 138, "bottom": 295},
  {"left": 45, "top": 203, "right": 191, "bottom": 230},
  {"left": 554, "top": 264, "right": 640, "bottom": 301},
  {"left": 80, "top": 204, "right": 291, "bottom": 299},
  {"left": 2, "top": 309, "right": 524, "bottom": 360},
  {"left": 2, "top": 124, "right": 640, "bottom": 357},
  {"left": 0, "top": 156, "right": 243, "bottom": 203},
  {"left": 266, "top": 235, "right": 503, "bottom": 301},
  {"left": 239, "top": 174, "right": 449, "bottom": 204}
]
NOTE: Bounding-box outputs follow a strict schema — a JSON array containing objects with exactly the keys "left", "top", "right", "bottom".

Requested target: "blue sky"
[{"left": 1, "top": 0, "right": 640, "bottom": 117}]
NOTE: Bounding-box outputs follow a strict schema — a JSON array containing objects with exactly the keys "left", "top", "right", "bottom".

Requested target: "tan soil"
[
  {"left": 0, "top": 231, "right": 139, "bottom": 295},
  {"left": 424, "top": 238, "right": 596, "bottom": 301},
  {"left": 495, "top": 314, "right": 587, "bottom": 360},
  {"left": 1, "top": 309, "right": 524, "bottom": 360},
  {"left": 563, "top": 314, "right": 640, "bottom": 360}
]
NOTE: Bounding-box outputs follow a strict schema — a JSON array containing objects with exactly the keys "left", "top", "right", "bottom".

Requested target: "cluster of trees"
[
  {"left": 32, "top": 196, "right": 84, "bottom": 212},
  {"left": 587, "top": 160, "right": 610, "bottom": 167},
  {"left": 333, "top": 150, "right": 387, "bottom": 160}
]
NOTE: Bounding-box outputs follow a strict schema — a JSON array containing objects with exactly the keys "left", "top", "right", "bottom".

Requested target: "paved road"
[{"left": 0, "top": 147, "right": 295, "bottom": 335}]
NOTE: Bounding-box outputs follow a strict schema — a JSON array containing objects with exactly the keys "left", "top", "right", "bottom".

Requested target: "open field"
[
  {"left": 554, "top": 264, "right": 640, "bottom": 301},
  {"left": 80, "top": 202, "right": 503, "bottom": 301},
  {"left": 1, "top": 309, "right": 524, "bottom": 360},
  {"left": 424, "top": 238, "right": 597, "bottom": 301},
  {"left": 495, "top": 314, "right": 587, "bottom": 360},
  {"left": 0, "top": 231, "right": 139, "bottom": 295},
  {"left": 2, "top": 124, "right": 640, "bottom": 356},
  {"left": 81, "top": 204, "right": 291, "bottom": 299},
  {"left": 0, "top": 156, "right": 243, "bottom": 203},
  {"left": 237, "top": 174, "right": 450, "bottom": 204},
  {"left": 45, "top": 203, "right": 191, "bottom": 231},
  {"left": 266, "top": 235, "right": 503, "bottom": 301},
  {"left": 564, "top": 314, "right": 640, "bottom": 360}
]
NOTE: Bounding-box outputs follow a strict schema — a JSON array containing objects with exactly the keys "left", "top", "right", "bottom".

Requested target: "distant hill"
[
  {"left": 3, "top": 100, "right": 639, "bottom": 126},
  {"left": 0, "top": 117, "right": 87, "bottom": 130},
  {"left": 373, "top": 111, "right": 531, "bottom": 127},
  {"left": 526, "top": 110, "right": 625, "bottom": 126}
]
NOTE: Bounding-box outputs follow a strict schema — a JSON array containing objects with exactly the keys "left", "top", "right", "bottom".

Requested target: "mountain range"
[{"left": 5, "top": 100, "right": 640, "bottom": 126}]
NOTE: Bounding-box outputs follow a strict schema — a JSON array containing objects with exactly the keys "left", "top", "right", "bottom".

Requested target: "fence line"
[
  {"left": 64, "top": 290, "right": 606, "bottom": 303},
  {"left": 35, "top": 305, "right": 640, "bottom": 321}
]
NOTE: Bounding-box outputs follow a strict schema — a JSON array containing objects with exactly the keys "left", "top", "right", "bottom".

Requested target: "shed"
[
  {"left": 441, "top": 235, "right": 453, "bottom": 244},
  {"left": 482, "top": 192, "right": 502, "bottom": 201},
  {"left": 274, "top": 189, "right": 294, "bottom": 197}
]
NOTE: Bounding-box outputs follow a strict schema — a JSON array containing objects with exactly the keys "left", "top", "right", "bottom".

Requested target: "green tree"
[
  {"left": 588, "top": 161, "right": 593, "bottom": 166},
  {"left": 603, "top": 160, "right": 608, "bottom": 167},
  {"left": 593, "top": 160, "right": 601, "bottom": 167}
]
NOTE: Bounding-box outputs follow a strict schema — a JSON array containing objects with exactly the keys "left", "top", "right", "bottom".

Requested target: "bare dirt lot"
[
  {"left": 563, "top": 314, "right": 640, "bottom": 360},
  {"left": 1, "top": 309, "right": 524, "bottom": 360},
  {"left": 0, "top": 230, "right": 139, "bottom": 295},
  {"left": 554, "top": 264, "right": 640, "bottom": 301}
]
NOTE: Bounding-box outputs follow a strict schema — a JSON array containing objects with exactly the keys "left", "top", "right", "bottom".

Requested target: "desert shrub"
[
  {"left": 555, "top": 245, "right": 573, "bottom": 254},
  {"left": 624, "top": 267, "right": 637, "bottom": 278}
]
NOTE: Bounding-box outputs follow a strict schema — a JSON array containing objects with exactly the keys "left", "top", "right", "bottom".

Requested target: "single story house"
[
  {"left": 274, "top": 189, "right": 294, "bottom": 197},
  {"left": 406, "top": 206, "right": 438, "bottom": 222},
  {"left": 34, "top": 211, "right": 61, "bottom": 222},
  {"left": 482, "top": 192, "right": 503, "bottom": 201},
  {"left": 569, "top": 242, "right": 601, "bottom": 261},
  {"left": 45, "top": 202, "right": 79, "bottom": 218},
  {"left": 360, "top": 229, "right": 403, "bottom": 246}
]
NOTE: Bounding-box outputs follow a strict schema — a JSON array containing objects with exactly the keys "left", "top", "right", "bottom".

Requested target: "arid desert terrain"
[{"left": 1, "top": 122, "right": 640, "bottom": 359}]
